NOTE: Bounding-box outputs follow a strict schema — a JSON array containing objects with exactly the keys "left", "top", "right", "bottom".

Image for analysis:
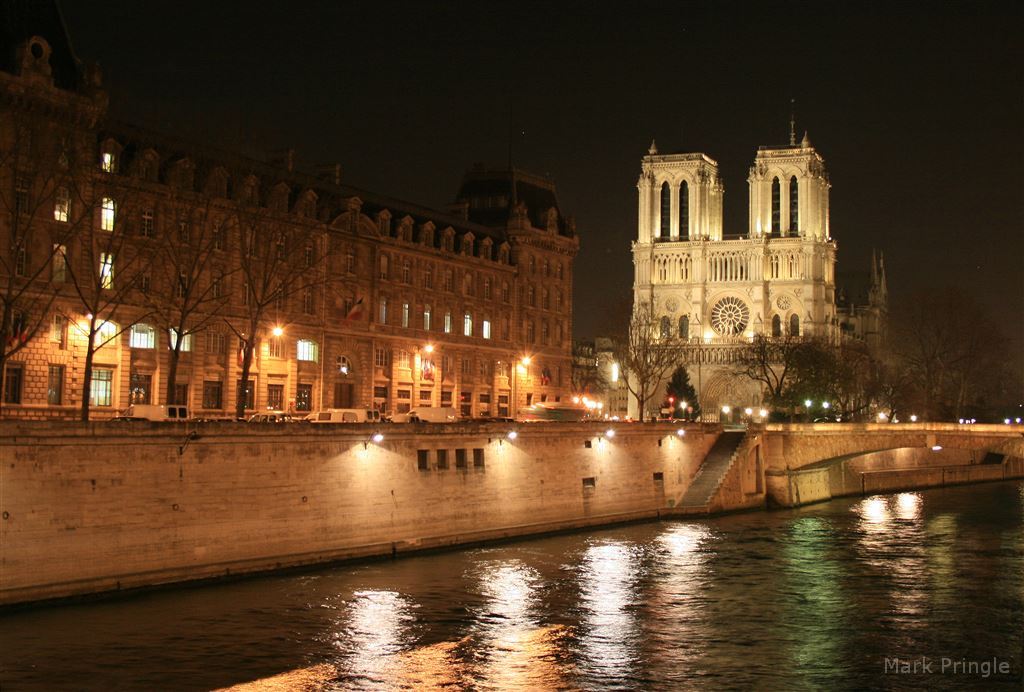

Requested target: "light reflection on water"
[
  {"left": 0, "top": 481, "right": 1021, "bottom": 690},
  {"left": 576, "top": 540, "right": 643, "bottom": 686}
]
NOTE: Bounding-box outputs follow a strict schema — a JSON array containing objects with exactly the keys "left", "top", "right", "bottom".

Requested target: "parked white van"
[
  {"left": 113, "top": 404, "right": 189, "bottom": 421},
  {"left": 308, "top": 408, "right": 382, "bottom": 424},
  {"left": 390, "top": 406, "right": 458, "bottom": 423}
]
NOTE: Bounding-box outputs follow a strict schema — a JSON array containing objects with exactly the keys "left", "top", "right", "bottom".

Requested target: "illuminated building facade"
[
  {"left": 631, "top": 133, "right": 886, "bottom": 419},
  {"left": 0, "top": 21, "right": 577, "bottom": 419}
]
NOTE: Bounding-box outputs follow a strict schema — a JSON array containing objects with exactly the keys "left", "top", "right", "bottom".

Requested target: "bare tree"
[
  {"left": 0, "top": 113, "right": 91, "bottom": 413},
  {"left": 62, "top": 178, "right": 152, "bottom": 420},
  {"left": 227, "top": 200, "right": 331, "bottom": 419},
  {"left": 894, "top": 289, "right": 1010, "bottom": 420},
  {"left": 142, "top": 192, "right": 234, "bottom": 405},
  {"left": 614, "top": 303, "right": 685, "bottom": 422}
]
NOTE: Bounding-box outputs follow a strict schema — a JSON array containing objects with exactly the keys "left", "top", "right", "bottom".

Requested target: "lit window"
[
  {"left": 396, "top": 350, "right": 410, "bottom": 368},
  {"left": 90, "top": 369, "right": 113, "bottom": 406},
  {"left": 444, "top": 311, "right": 452, "bottom": 334},
  {"left": 297, "top": 339, "right": 319, "bottom": 362},
  {"left": 463, "top": 312, "right": 472, "bottom": 337},
  {"left": 101, "top": 197, "right": 115, "bottom": 231},
  {"left": 378, "top": 298, "right": 388, "bottom": 324},
  {"left": 267, "top": 337, "right": 283, "bottom": 359},
  {"left": 99, "top": 253, "right": 114, "bottom": 288},
  {"left": 101, "top": 152, "right": 115, "bottom": 173},
  {"left": 423, "top": 304, "right": 432, "bottom": 330},
  {"left": 54, "top": 186, "right": 69, "bottom": 222},
  {"left": 169, "top": 329, "right": 192, "bottom": 352},
  {"left": 94, "top": 320, "right": 118, "bottom": 347},
  {"left": 482, "top": 319, "right": 491, "bottom": 339},
  {"left": 374, "top": 347, "right": 389, "bottom": 367},
  {"left": 130, "top": 323, "right": 156, "bottom": 349},
  {"left": 402, "top": 302, "right": 410, "bottom": 328}
]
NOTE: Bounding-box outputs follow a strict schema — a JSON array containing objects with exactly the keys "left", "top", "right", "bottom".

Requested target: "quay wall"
[{"left": 0, "top": 421, "right": 719, "bottom": 606}]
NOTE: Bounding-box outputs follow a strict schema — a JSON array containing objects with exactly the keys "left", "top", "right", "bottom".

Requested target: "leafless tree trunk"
[{"left": 614, "top": 303, "right": 685, "bottom": 422}]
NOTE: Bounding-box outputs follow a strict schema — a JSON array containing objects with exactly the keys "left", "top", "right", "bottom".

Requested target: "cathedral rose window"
[{"left": 710, "top": 297, "right": 749, "bottom": 336}]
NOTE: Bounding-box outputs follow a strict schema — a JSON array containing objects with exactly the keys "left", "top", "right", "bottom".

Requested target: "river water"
[{"left": 2, "top": 481, "right": 1022, "bottom": 691}]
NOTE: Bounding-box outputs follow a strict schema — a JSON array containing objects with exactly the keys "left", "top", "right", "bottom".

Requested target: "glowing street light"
[
  {"left": 604, "top": 429, "right": 615, "bottom": 438},
  {"left": 676, "top": 428, "right": 685, "bottom": 437},
  {"left": 910, "top": 414, "right": 918, "bottom": 422},
  {"left": 272, "top": 326, "right": 284, "bottom": 337},
  {"left": 804, "top": 399, "right": 813, "bottom": 408},
  {"left": 423, "top": 343, "right": 434, "bottom": 353}
]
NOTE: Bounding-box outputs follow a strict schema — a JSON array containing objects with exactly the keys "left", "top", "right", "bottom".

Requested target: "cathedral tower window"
[
  {"left": 789, "top": 176, "right": 799, "bottom": 232},
  {"left": 660, "top": 182, "right": 670, "bottom": 239},
  {"left": 771, "top": 177, "right": 781, "bottom": 235},
  {"left": 678, "top": 181, "right": 689, "bottom": 239}
]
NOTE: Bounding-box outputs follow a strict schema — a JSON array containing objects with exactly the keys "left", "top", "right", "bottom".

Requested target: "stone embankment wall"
[{"left": 0, "top": 421, "right": 719, "bottom": 606}]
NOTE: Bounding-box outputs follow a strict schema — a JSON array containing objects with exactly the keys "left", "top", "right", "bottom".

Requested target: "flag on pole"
[{"left": 344, "top": 295, "right": 364, "bottom": 323}]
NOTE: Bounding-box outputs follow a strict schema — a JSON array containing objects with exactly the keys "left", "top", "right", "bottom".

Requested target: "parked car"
[
  {"left": 389, "top": 406, "right": 458, "bottom": 423},
  {"left": 247, "top": 411, "right": 299, "bottom": 423},
  {"left": 308, "top": 408, "right": 383, "bottom": 424},
  {"left": 112, "top": 404, "right": 190, "bottom": 422}
]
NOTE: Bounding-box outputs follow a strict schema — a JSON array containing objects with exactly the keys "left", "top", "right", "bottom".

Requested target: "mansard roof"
[
  {"left": 455, "top": 166, "right": 574, "bottom": 238},
  {"left": 96, "top": 119, "right": 507, "bottom": 247},
  {"left": 0, "top": 0, "right": 80, "bottom": 90}
]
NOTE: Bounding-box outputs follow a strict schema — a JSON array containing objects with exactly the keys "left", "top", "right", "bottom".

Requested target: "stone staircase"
[{"left": 677, "top": 431, "right": 747, "bottom": 509}]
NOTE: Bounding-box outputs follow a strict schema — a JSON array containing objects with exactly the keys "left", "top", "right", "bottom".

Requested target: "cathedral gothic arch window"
[
  {"left": 789, "top": 314, "right": 800, "bottom": 336},
  {"left": 771, "top": 177, "right": 781, "bottom": 235},
  {"left": 660, "top": 182, "right": 671, "bottom": 239},
  {"left": 678, "top": 315, "right": 689, "bottom": 339},
  {"left": 678, "top": 181, "right": 689, "bottom": 238},
  {"left": 789, "top": 176, "right": 799, "bottom": 232},
  {"left": 660, "top": 316, "right": 672, "bottom": 340},
  {"left": 772, "top": 314, "right": 782, "bottom": 337}
]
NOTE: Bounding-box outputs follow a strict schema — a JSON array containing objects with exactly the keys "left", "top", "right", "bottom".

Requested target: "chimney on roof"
[{"left": 315, "top": 163, "right": 342, "bottom": 186}]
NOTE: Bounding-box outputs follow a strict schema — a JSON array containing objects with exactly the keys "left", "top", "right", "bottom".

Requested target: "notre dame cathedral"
[{"left": 630, "top": 128, "right": 887, "bottom": 420}]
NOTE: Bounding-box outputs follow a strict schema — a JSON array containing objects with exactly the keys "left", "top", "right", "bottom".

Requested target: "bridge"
[{"left": 688, "top": 422, "right": 1024, "bottom": 510}]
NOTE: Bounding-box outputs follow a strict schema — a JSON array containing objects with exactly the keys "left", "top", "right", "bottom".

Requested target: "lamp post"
[{"left": 512, "top": 355, "right": 530, "bottom": 416}]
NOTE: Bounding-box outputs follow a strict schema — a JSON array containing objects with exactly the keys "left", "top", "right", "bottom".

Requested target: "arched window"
[
  {"left": 789, "top": 176, "right": 799, "bottom": 233},
  {"left": 660, "top": 182, "right": 670, "bottom": 239},
  {"left": 789, "top": 314, "right": 800, "bottom": 336},
  {"left": 660, "top": 316, "right": 671, "bottom": 339},
  {"left": 771, "top": 177, "right": 781, "bottom": 235},
  {"left": 678, "top": 181, "right": 689, "bottom": 239},
  {"left": 678, "top": 315, "right": 689, "bottom": 339},
  {"left": 772, "top": 314, "right": 782, "bottom": 337}
]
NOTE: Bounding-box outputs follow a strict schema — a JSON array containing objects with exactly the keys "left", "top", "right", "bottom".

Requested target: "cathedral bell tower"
[
  {"left": 636, "top": 140, "right": 724, "bottom": 244},
  {"left": 747, "top": 131, "right": 830, "bottom": 240}
]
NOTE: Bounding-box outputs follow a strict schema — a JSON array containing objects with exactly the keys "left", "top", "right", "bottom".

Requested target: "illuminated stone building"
[
  {"left": 0, "top": 16, "right": 578, "bottom": 419},
  {"left": 630, "top": 132, "right": 886, "bottom": 419}
]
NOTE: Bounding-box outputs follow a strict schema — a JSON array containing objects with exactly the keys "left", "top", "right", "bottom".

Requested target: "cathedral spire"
[
  {"left": 648, "top": 138, "right": 658, "bottom": 155},
  {"left": 789, "top": 98, "right": 796, "bottom": 146}
]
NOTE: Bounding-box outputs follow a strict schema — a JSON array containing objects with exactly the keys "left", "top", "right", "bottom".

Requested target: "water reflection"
[
  {"left": 576, "top": 540, "right": 643, "bottom": 685},
  {"left": 781, "top": 516, "right": 849, "bottom": 679},
  {"left": 332, "top": 590, "right": 417, "bottom": 688},
  {"left": 469, "top": 560, "right": 572, "bottom": 690},
  {"left": 854, "top": 494, "right": 928, "bottom": 629}
]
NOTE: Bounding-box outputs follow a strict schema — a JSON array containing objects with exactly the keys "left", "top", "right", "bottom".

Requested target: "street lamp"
[
  {"left": 511, "top": 355, "right": 531, "bottom": 417},
  {"left": 272, "top": 326, "right": 284, "bottom": 337}
]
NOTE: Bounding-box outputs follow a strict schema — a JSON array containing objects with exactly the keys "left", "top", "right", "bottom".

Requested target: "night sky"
[{"left": 59, "top": 1, "right": 1022, "bottom": 366}]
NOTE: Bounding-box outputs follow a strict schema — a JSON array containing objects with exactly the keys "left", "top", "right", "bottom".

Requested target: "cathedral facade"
[{"left": 630, "top": 133, "right": 886, "bottom": 420}]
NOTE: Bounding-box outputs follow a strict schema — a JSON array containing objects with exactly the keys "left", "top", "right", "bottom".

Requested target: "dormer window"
[{"left": 101, "top": 151, "right": 115, "bottom": 173}]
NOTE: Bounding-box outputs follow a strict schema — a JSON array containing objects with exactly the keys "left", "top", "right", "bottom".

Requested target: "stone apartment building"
[{"left": 0, "top": 14, "right": 578, "bottom": 419}]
